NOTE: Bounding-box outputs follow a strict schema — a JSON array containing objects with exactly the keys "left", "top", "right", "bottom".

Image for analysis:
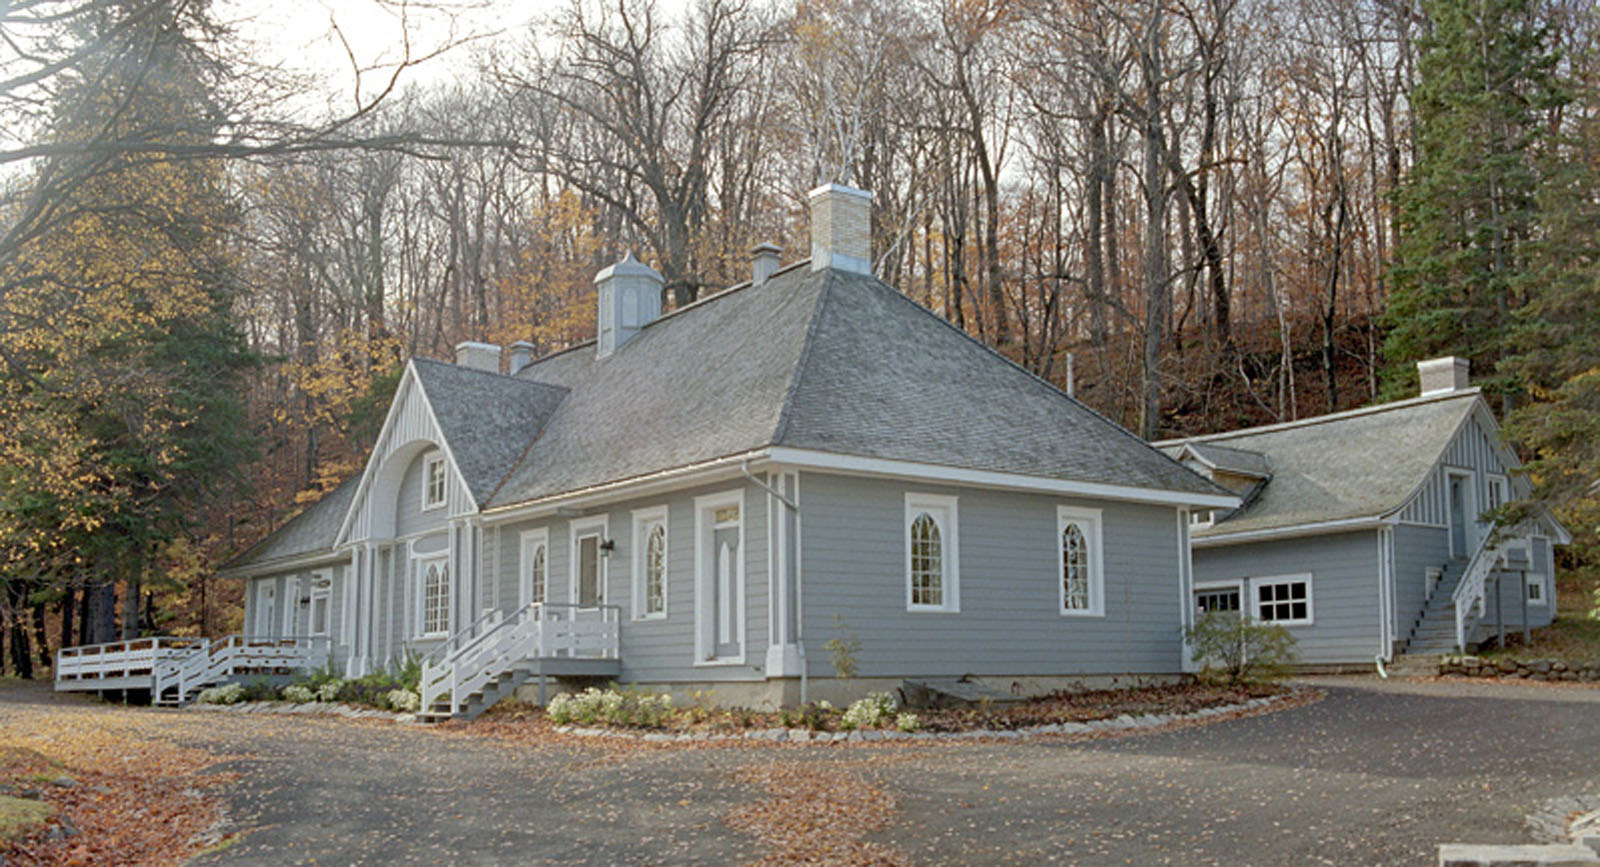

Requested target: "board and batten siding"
[
  {"left": 1192, "top": 530, "right": 1382, "bottom": 665},
  {"left": 344, "top": 368, "right": 473, "bottom": 543},
  {"left": 489, "top": 478, "right": 771, "bottom": 684},
  {"left": 1391, "top": 523, "right": 1451, "bottom": 637},
  {"left": 1397, "top": 410, "right": 1513, "bottom": 527},
  {"left": 797, "top": 472, "right": 1187, "bottom": 678}
]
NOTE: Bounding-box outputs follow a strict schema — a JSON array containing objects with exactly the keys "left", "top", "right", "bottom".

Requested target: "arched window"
[
  {"left": 1062, "top": 524, "right": 1090, "bottom": 611},
  {"left": 909, "top": 512, "right": 943, "bottom": 607},
  {"left": 422, "top": 559, "right": 450, "bottom": 636},
  {"left": 529, "top": 544, "right": 546, "bottom": 605},
  {"left": 645, "top": 523, "right": 667, "bottom": 615},
  {"left": 1057, "top": 507, "right": 1103, "bottom": 616}
]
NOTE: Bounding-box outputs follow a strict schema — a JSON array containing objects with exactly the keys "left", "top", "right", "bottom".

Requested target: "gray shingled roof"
[
  {"left": 1160, "top": 391, "right": 1482, "bottom": 537},
  {"left": 410, "top": 358, "right": 567, "bottom": 505},
  {"left": 1181, "top": 442, "right": 1272, "bottom": 478},
  {"left": 490, "top": 265, "right": 1224, "bottom": 506},
  {"left": 225, "top": 475, "right": 359, "bottom": 570}
]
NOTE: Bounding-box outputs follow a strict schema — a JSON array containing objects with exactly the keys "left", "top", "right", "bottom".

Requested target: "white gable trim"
[
  {"left": 334, "top": 362, "right": 480, "bottom": 547},
  {"left": 1193, "top": 515, "right": 1392, "bottom": 548},
  {"left": 765, "top": 447, "right": 1239, "bottom": 509}
]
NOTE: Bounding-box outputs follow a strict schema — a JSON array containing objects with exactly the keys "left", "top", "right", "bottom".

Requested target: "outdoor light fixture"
[{"left": 600, "top": 539, "right": 616, "bottom": 555}]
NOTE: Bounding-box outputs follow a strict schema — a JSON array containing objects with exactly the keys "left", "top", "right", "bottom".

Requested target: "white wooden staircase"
[
  {"left": 416, "top": 602, "right": 620, "bottom": 723},
  {"left": 1398, "top": 523, "right": 1529, "bottom": 658}
]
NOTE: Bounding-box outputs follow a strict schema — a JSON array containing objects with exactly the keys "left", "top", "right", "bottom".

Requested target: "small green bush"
[
  {"left": 895, "top": 712, "right": 921, "bottom": 732},
  {"left": 197, "top": 683, "right": 244, "bottom": 705},
  {"left": 546, "top": 687, "right": 672, "bottom": 727},
  {"left": 1185, "top": 610, "right": 1299, "bottom": 684},
  {"left": 281, "top": 684, "right": 315, "bottom": 703},
  {"left": 840, "top": 692, "right": 896, "bottom": 730},
  {"left": 239, "top": 677, "right": 278, "bottom": 702},
  {"left": 386, "top": 689, "right": 421, "bottom": 712}
]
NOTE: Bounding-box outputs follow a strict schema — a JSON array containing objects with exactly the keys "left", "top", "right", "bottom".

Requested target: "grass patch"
[{"left": 0, "top": 796, "right": 55, "bottom": 842}]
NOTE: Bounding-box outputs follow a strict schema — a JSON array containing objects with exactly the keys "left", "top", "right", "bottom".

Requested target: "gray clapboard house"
[
  {"left": 1159, "top": 358, "right": 1570, "bottom": 668},
  {"left": 207, "top": 184, "right": 1237, "bottom": 717}
]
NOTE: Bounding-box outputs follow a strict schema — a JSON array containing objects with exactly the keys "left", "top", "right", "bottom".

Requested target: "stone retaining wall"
[{"left": 1441, "top": 656, "right": 1600, "bottom": 682}]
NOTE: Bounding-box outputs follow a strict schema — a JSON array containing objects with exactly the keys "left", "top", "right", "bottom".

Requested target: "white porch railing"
[
  {"left": 57, "top": 634, "right": 330, "bottom": 704},
  {"left": 420, "top": 603, "right": 620, "bottom": 717},
  {"left": 1451, "top": 525, "right": 1515, "bottom": 652}
]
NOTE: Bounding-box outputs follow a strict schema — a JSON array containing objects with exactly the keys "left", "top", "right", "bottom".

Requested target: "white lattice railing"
[
  {"left": 58, "top": 634, "right": 330, "bottom": 704},
  {"left": 420, "top": 603, "right": 620, "bottom": 716},
  {"left": 1451, "top": 528, "right": 1512, "bottom": 653}
]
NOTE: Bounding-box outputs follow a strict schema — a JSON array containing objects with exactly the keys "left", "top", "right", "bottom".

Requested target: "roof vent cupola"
[
  {"left": 807, "top": 183, "right": 872, "bottom": 275},
  {"left": 595, "top": 251, "right": 663, "bottom": 358},
  {"left": 751, "top": 242, "right": 782, "bottom": 286},
  {"left": 1417, "top": 356, "right": 1470, "bottom": 396}
]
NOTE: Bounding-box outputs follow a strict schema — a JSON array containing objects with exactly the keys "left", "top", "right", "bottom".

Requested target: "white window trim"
[
  {"left": 1445, "top": 468, "right": 1478, "bottom": 559},
  {"left": 1057, "top": 505, "right": 1105, "bottom": 617},
  {"left": 1252, "top": 573, "right": 1314, "bottom": 626},
  {"left": 282, "top": 574, "right": 299, "bottom": 636},
  {"left": 693, "top": 489, "right": 746, "bottom": 666},
  {"left": 632, "top": 506, "right": 669, "bottom": 621},
  {"left": 415, "top": 552, "right": 450, "bottom": 639},
  {"left": 904, "top": 493, "right": 960, "bottom": 613},
  {"left": 422, "top": 454, "right": 447, "bottom": 512},
  {"left": 569, "top": 515, "right": 610, "bottom": 610},
  {"left": 519, "top": 528, "right": 549, "bottom": 608},
  {"left": 309, "top": 569, "right": 332, "bottom": 637},
  {"left": 1193, "top": 579, "right": 1245, "bottom": 617},
  {"left": 255, "top": 580, "right": 276, "bottom": 637},
  {"left": 1486, "top": 472, "right": 1509, "bottom": 513}
]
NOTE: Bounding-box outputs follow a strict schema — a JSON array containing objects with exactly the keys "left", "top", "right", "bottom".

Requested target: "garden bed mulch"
[
  {"left": 461, "top": 682, "right": 1317, "bottom": 748},
  {"left": 0, "top": 710, "right": 236, "bottom": 865}
]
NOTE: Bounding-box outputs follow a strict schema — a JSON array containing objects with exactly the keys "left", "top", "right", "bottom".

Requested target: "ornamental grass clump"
[
  {"left": 840, "top": 692, "right": 897, "bottom": 730},
  {"left": 196, "top": 683, "right": 244, "bottom": 705},
  {"left": 546, "top": 687, "right": 673, "bottom": 728},
  {"left": 281, "top": 684, "right": 315, "bottom": 703}
]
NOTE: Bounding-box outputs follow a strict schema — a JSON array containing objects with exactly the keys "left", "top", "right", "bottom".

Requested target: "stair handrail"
[
  {"left": 422, "top": 603, "right": 624, "bottom": 717},
  {"left": 1451, "top": 523, "right": 1514, "bottom": 652},
  {"left": 420, "top": 607, "right": 505, "bottom": 668},
  {"left": 421, "top": 603, "right": 539, "bottom": 714}
]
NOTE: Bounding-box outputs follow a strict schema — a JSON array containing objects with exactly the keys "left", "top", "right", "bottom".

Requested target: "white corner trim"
[
  {"left": 767, "top": 447, "right": 1239, "bottom": 509},
  {"left": 1057, "top": 505, "right": 1105, "bottom": 617},
  {"left": 905, "top": 492, "right": 960, "bottom": 614}
]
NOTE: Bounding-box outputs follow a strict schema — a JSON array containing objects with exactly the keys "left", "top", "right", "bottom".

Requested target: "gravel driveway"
[{"left": 6, "top": 675, "right": 1597, "bottom": 865}]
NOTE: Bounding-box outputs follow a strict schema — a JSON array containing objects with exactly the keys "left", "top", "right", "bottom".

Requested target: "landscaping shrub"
[
  {"left": 196, "top": 683, "right": 244, "bottom": 705},
  {"left": 895, "top": 712, "right": 921, "bottom": 733},
  {"left": 281, "top": 684, "right": 315, "bottom": 703},
  {"left": 546, "top": 687, "right": 673, "bottom": 727},
  {"left": 1185, "top": 611, "right": 1299, "bottom": 684},
  {"left": 315, "top": 680, "right": 343, "bottom": 703},
  {"left": 238, "top": 678, "right": 278, "bottom": 702},
  {"left": 386, "top": 689, "right": 421, "bottom": 712},
  {"left": 840, "top": 692, "right": 896, "bottom": 730}
]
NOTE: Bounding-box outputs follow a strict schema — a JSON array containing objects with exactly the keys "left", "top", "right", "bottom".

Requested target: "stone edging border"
[
  {"left": 185, "top": 701, "right": 420, "bottom": 724},
  {"left": 183, "top": 688, "right": 1312, "bottom": 743},
  {"left": 548, "top": 689, "right": 1310, "bottom": 745}
]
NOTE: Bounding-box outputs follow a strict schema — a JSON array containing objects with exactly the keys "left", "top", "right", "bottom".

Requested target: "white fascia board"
[
  {"left": 480, "top": 449, "right": 772, "bottom": 524},
  {"left": 766, "top": 447, "right": 1241, "bottom": 509},
  {"left": 1193, "top": 515, "right": 1391, "bottom": 548},
  {"left": 217, "top": 549, "right": 348, "bottom": 580}
]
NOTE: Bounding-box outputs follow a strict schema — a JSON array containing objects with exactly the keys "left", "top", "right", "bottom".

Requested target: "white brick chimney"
[
  {"left": 455, "top": 341, "right": 501, "bottom": 373},
  {"left": 595, "top": 251, "right": 663, "bottom": 358},
  {"left": 808, "top": 183, "right": 872, "bottom": 274},
  {"left": 1417, "top": 356, "right": 1470, "bottom": 396}
]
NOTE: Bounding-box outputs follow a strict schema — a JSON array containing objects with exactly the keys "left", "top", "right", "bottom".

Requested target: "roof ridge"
[
  {"left": 770, "top": 269, "right": 835, "bottom": 447},
  {"left": 1154, "top": 388, "right": 1483, "bottom": 445},
  {"left": 854, "top": 275, "right": 1228, "bottom": 496}
]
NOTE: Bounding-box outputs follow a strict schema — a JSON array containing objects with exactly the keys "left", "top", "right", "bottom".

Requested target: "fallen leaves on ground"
[
  {"left": 0, "top": 705, "right": 238, "bottom": 865},
  {"left": 917, "top": 681, "right": 1289, "bottom": 732},
  {"left": 725, "top": 759, "right": 907, "bottom": 865}
]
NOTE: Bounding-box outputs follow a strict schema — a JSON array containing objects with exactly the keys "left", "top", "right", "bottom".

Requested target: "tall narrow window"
[
  {"left": 905, "top": 494, "right": 959, "bottom": 612},
  {"left": 521, "top": 529, "right": 548, "bottom": 608},
  {"left": 423, "top": 454, "right": 447, "bottom": 510},
  {"left": 309, "top": 573, "right": 331, "bottom": 637},
  {"left": 572, "top": 517, "right": 608, "bottom": 609},
  {"left": 421, "top": 559, "right": 450, "bottom": 636},
  {"left": 632, "top": 508, "right": 669, "bottom": 620},
  {"left": 1057, "top": 506, "right": 1104, "bottom": 616}
]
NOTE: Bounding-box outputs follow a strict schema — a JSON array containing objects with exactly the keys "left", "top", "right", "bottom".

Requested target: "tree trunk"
[
  {"left": 8, "top": 583, "right": 32, "bottom": 679},
  {"left": 60, "top": 585, "right": 75, "bottom": 651},
  {"left": 33, "top": 599, "right": 50, "bottom": 674},
  {"left": 89, "top": 580, "right": 117, "bottom": 644},
  {"left": 1138, "top": 3, "right": 1170, "bottom": 441}
]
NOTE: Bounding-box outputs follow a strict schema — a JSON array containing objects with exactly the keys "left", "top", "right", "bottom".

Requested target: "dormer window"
[{"left": 423, "top": 454, "right": 447, "bottom": 511}]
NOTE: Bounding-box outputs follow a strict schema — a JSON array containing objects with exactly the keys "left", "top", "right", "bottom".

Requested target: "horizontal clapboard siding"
[
  {"left": 1193, "top": 530, "right": 1382, "bottom": 664},
  {"left": 1392, "top": 524, "right": 1450, "bottom": 636},
  {"left": 798, "top": 472, "right": 1186, "bottom": 677}
]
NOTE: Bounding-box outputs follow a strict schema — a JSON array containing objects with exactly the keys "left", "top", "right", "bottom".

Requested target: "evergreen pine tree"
[{"left": 1382, "top": 0, "right": 1564, "bottom": 401}]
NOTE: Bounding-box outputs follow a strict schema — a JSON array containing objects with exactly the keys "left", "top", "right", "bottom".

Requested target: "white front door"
[{"left": 695, "top": 492, "right": 744, "bottom": 663}]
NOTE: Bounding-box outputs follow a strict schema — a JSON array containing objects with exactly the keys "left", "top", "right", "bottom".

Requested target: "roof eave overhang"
[
  {"left": 481, "top": 449, "right": 774, "bottom": 523},
  {"left": 216, "top": 548, "right": 348, "bottom": 580},
  {"left": 1193, "top": 514, "right": 1392, "bottom": 548},
  {"left": 766, "top": 447, "right": 1240, "bottom": 509}
]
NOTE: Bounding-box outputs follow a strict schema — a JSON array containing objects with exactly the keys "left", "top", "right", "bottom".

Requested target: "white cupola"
[{"left": 595, "top": 251, "right": 663, "bottom": 358}]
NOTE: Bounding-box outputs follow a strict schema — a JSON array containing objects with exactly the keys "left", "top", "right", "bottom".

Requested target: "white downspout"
[{"left": 742, "top": 461, "right": 806, "bottom": 705}]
